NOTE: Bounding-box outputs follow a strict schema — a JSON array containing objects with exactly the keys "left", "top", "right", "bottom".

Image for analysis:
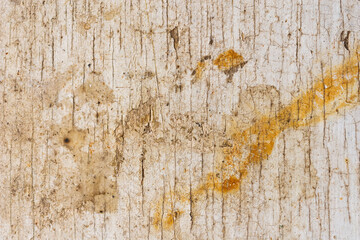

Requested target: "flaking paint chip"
[{"left": 213, "top": 49, "right": 247, "bottom": 71}]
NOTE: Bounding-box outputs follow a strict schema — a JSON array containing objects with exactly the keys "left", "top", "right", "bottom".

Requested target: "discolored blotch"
[
  {"left": 142, "top": 70, "right": 155, "bottom": 79},
  {"left": 163, "top": 210, "right": 182, "bottom": 229},
  {"left": 9, "top": 0, "right": 21, "bottom": 4},
  {"left": 59, "top": 128, "right": 87, "bottom": 151},
  {"left": 236, "top": 84, "right": 280, "bottom": 124},
  {"left": 191, "top": 55, "right": 212, "bottom": 83},
  {"left": 213, "top": 49, "right": 247, "bottom": 82},
  {"left": 195, "top": 61, "right": 206, "bottom": 80},
  {"left": 213, "top": 49, "right": 247, "bottom": 70},
  {"left": 50, "top": 119, "right": 120, "bottom": 215},
  {"left": 38, "top": 66, "right": 78, "bottom": 107},
  {"left": 104, "top": 7, "right": 121, "bottom": 21},
  {"left": 76, "top": 151, "right": 119, "bottom": 213},
  {"left": 76, "top": 15, "right": 97, "bottom": 35},
  {"left": 152, "top": 190, "right": 187, "bottom": 230},
  {"left": 170, "top": 26, "right": 179, "bottom": 51},
  {"left": 125, "top": 98, "right": 159, "bottom": 134},
  {"left": 76, "top": 78, "right": 115, "bottom": 105},
  {"left": 82, "top": 22, "right": 91, "bottom": 31}
]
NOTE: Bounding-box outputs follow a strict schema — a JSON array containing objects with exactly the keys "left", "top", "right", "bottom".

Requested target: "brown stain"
[
  {"left": 76, "top": 78, "right": 115, "bottom": 105},
  {"left": 1, "top": 79, "right": 118, "bottom": 230},
  {"left": 236, "top": 84, "right": 280, "bottom": 124},
  {"left": 340, "top": 31, "right": 351, "bottom": 51},
  {"left": 153, "top": 48, "right": 360, "bottom": 230},
  {"left": 125, "top": 97, "right": 159, "bottom": 134},
  {"left": 50, "top": 110, "right": 119, "bottom": 215},
  {"left": 191, "top": 55, "right": 211, "bottom": 83},
  {"left": 170, "top": 27, "right": 179, "bottom": 51},
  {"left": 61, "top": 128, "right": 87, "bottom": 151},
  {"left": 6, "top": 73, "right": 118, "bottom": 230},
  {"left": 9, "top": 0, "right": 21, "bottom": 5},
  {"left": 0, "top": 65, "right": 88, "bottom": 230},
  {"left": 104, "top": 8, "right": 121, "bottom": 21},
  {"left": 77, "top": 15, "right": 97, "bottom": 34},
  {"left": 76, "top": 5, "right": 119, "bottom": 34},
  {"left": 76, "top": 149, "right": 119, "bottom": 213},
  {"left": 62, "top": 79, "right": 117, "bottom": 214}
]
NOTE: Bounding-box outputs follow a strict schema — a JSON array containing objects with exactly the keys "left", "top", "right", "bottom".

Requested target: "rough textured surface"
[{"left": 0, "top": 0, "right": 360, "bottom": 239}]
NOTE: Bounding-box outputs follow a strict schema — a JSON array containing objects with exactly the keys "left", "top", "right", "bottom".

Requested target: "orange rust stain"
[
  {"left": 195, "top": 61, "right": 206, "bottom": 79},
  {"left": 153, "top": 49, "right": 360, "bottom": 230},
  {"left": 213, "top": 49, "right": 246, "bottom": 71},
  {"left": 164, "top": 210, "right": 183, "bottom": 229},
  {"left": 218, "top": 49, "right": 360, "bottom": 184},
  {"left": 219, "top": 175, "right": 241, "bottom": 192},
  {"left": 153, "top": 210, "right": 177, "bottom": 230},
  {"left": 152, "top": 193, "right": 185, "bottom": 230}
]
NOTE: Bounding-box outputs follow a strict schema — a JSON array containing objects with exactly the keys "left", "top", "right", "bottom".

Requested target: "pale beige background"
[{"left": 0, "top": 0, "right": 360, "bottom": 239}]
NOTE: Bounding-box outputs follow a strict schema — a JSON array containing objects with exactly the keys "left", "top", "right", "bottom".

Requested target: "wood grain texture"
[{"left": 0, "top": 0, "right": 359, "bottom": 239}]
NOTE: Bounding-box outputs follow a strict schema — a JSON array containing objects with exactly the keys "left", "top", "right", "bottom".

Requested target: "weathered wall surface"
[{"left": 0, "top": 0, "right": 360, "bottom": 239}]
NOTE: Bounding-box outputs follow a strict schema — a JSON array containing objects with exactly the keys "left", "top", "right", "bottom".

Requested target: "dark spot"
[
  {"left": 143, "top": 71, "right": 154, "bottom": 79},
  {"left": 340, "top": 31, "right": 351, "bottom": 51},
  {"left": 209, "top": 37, "right": 213, "bottom": 45},
  {"left": 97, "top": 101, "right": 101, "bottom": 105},
  {"left": 202, "top": 55, "right": 211, "bottom": 61},
  {"left": 175, "top": 84, "right": 183, "bottom": 93},
  {"left": 169, "top": 27, "right": 179, "bottom": 51},
  {"left": 88, "top": 63, "right": 91, "bottom": 67},
  {"left": 64, "top": 138, "right": 70, "bottom": 144}
]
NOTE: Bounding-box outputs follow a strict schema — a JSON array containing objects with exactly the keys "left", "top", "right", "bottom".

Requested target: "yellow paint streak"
[
  {"left": 153, "top": 49, "right": 360, "bottom": 230},
  {"left": 219, "top": 49, "right": 360, "bottom": 185}
]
